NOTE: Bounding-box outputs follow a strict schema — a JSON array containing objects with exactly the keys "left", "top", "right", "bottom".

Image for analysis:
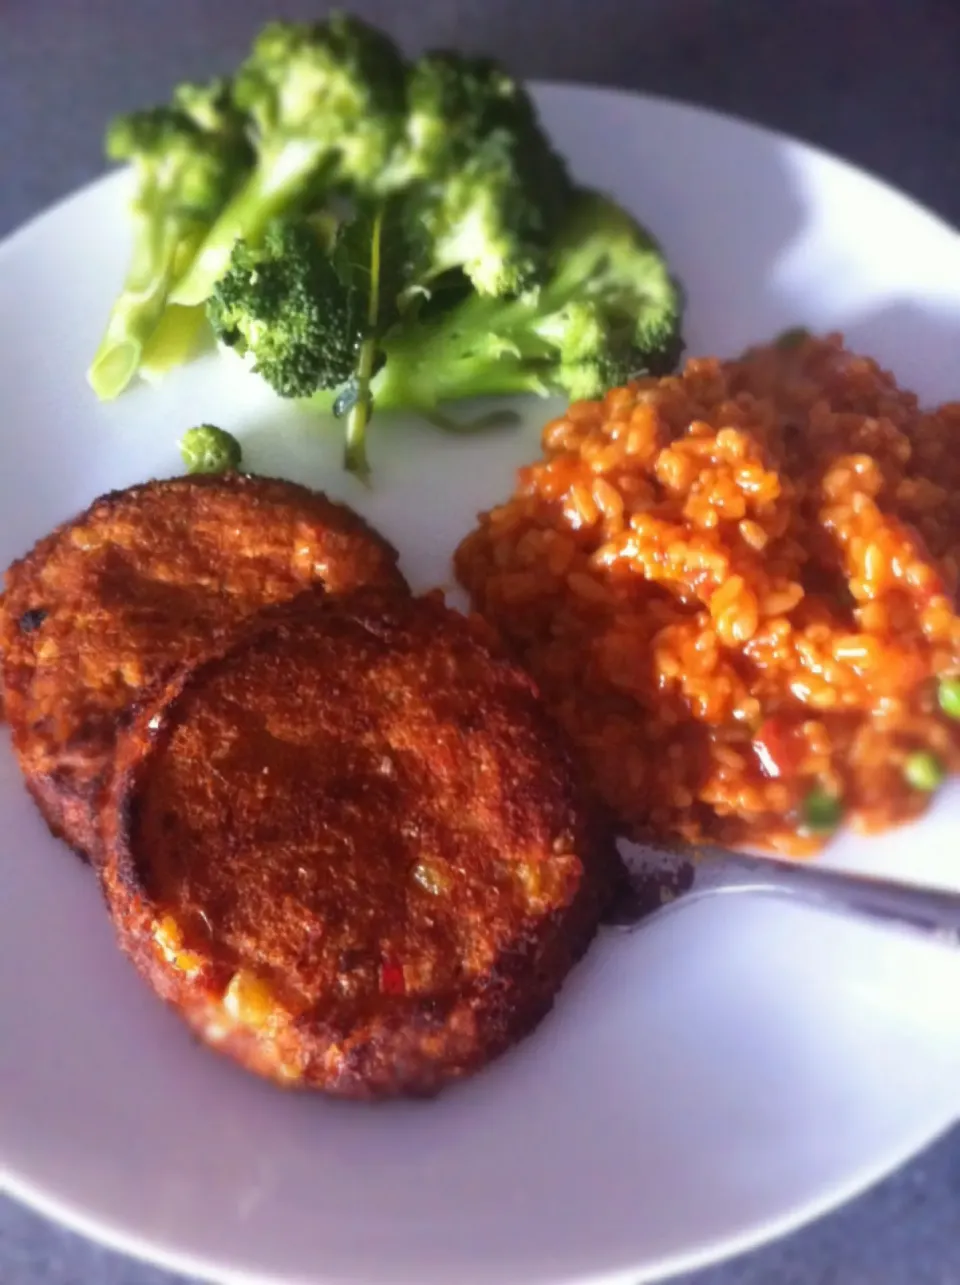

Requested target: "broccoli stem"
[
  {"left": 314, "top": 347, "right": 548, "bottom": 419},
  {"left": 371, "top": 293, "right": 554, "bottom": 409},
  {"left": 343, "top": 207, "right": 385, "bottom": 479},
  {"left": 344, "top": 340, "right": 375, "bottom": 477},
  {"left": 140, "top": 304, "right": 211, "bottom": 382},
  {"left": 170, "top": 144, "right": 331, "bottom": 306},
  {"left": 88, "top": 210, "right": 189, "bottom": 400},
  {"left": 310, "top": 292, "right": 558, "bottom": 428},
  {"left": 376, "top": 351, "right": 547, "bottom": 408}
]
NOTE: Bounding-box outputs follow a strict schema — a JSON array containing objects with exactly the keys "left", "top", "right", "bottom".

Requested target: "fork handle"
[{"left": 617, "top": 844, "right": 960, "bottom": 946}]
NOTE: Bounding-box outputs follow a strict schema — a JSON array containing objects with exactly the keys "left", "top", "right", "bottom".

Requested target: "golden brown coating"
[
  {"left": 101, "top": 588, "right": 616, "bottom": 1098},
  {"left": 1, "top": 474, "right": 406, "bottom": 863}
]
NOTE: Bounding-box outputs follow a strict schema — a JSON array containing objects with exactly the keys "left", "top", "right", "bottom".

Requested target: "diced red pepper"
[{"left": 753, "top": 717, "right": 803, "bottom": 779}]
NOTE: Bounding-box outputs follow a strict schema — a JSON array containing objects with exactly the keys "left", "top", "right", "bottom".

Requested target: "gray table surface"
[{"left": 2, "top": 1, "right": 960, "bottom": 1282}]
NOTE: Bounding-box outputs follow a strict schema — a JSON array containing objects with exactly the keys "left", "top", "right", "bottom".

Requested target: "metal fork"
[{"left": 609, "top": 843, "right": 960, "bottom": 946}]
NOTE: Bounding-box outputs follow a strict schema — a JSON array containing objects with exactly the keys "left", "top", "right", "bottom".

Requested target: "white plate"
[{"left": 2, "top": 83, "right": 960, "bottom": 1285}]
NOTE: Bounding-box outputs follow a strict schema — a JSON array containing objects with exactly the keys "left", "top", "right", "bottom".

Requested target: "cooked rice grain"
[{"left": 455, "top": 334, "right": 960, "bottom": 855}]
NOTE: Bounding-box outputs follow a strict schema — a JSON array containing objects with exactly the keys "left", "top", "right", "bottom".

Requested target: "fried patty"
[
  {"left": 0, "top": 474, "right": 406, "bottom": 863},
  {"left": 100, "top": 587, "right": 616, "bottom": 1098}
]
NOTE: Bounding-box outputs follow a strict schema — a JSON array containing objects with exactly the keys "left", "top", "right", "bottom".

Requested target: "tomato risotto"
[{"left": 456, "top": 334, "right": 960, "bottom": 855}]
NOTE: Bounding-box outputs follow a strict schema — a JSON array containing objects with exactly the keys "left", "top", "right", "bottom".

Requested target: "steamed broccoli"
[
  {"left": 399, "top": 52, "right": 574, "bottom": 296},
  {"left": 212, "top": 191, "right": 681, "bottom": 475},
  {"left": 170, "top": 14, "right": 407, "bottom": 307},
  {"left": 325, "top": 202, "right": 407, "bottom": 474},
  {"left": 90, "top": 17, "right": 687, "bottom": 478},
  {"left": 209, "top": 206, "right": 404, "bottom": 476},
  {"left": 179, "top": 423, "right": 243, "bottom": 474},
  {"left": 87, "top": 82, "right": 250, "bottom": 400},
  {"left": 372, "top": 190, "right": 682, "bottom": 408},
  {"left": 172, "top": 77, "right": 244, "bottom": 136},
  {"left": 138, "top": 303, "right": 212, "bottom": 384},
  {"left": 207, "top": 218, "right": 364, "bottom": 398}
]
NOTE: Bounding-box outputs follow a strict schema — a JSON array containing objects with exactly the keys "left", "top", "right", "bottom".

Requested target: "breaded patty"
[
  {"left": 1, "top": 474, "right": 406, "bottom": 863},
  {"left": 101, "top": 587, "right": 616, "bottom": 1098}
]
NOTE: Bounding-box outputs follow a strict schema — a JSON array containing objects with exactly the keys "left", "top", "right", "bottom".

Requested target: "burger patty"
[
  {"left": 101, "top": 587, "right": 617, "bottom": 1098},
  {"left": 1, "top": 473, "right": 406, "bottom": 863}
]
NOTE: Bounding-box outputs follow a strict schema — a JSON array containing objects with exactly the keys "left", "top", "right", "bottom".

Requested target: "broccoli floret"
[
  {"left": 179, "top": 424, "right": 243, "bottom": 474},
  {"left": 172, "top": 76, "right": 241, "bottom": 135},
  {"left": 208, "top": 193, "right": 681, "bottom": 477},
  {"left": 543, "top": 189, "right": 685, "bottom": 380},
  {"left": 400, "top": 51, "right": 527, "bottom": 187},
  {"left": 207, "top": 219, "right": 363, "bottom": 398},
  {"left": 87, "top": 84, "right": 251, "bottom": 400},
  {"left": 170, "top": 14, "right": 407, "bottom": 307},
  {"left": 208, "top": 206, "right": 404, "bottom": 477},
  {"left": 369, "top": 189, "right": 683, "bottom": 410},
  {"left": 401, "top": 52, "right": 573, "bottom": 296}
]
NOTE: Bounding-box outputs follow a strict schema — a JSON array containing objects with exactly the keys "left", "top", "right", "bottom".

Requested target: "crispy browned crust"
[
  {"left": 100, "top": 587, "right": 618, "bottom": 1099},
  {"left": 0, "top": 473, "right": 407, "bottom": 864}
]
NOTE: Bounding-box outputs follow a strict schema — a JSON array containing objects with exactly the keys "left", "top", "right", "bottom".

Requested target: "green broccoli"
[
  {"left": 208, "top": 206, "right": 404, "bottom": 476},
  {"left": 326, "top": 202, "right": 407, "bottom": 475},
  {"left": 369, "top": 191, "right": 682, "bottom": 409},
  {"left": 207, "top": 218, "right": 364, "bottom": 398},
  {"left": 91, "top": 18, "right": 688, "bottom": 479},
  {"left": 170, "top": 14, "right": 407, "bottom": 308},
  {"left": 87, "top": 82, "right": 251, "bottom": 400},
  {"left": 212, "top": 191, "right": 681, "bottom": 475},
  {"left": 172, "top": 76, "right": 243, "bottom": 136},
  {"left": 179, "top": 424, "right": 243, "bottom": 474},
  {"left": 138, "top": 303, "right": 212, "bottom": 384},
  {"left": 400, "top": 52, "right": 573, "bottom": 296}
]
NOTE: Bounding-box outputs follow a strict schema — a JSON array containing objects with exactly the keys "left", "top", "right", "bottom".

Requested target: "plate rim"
[
  {"left": 4, "top": 1112, "right": 958, "bottom": 1285},
  {"left": 1, "top": 77, "right": 959, "bottom": 1285}
]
